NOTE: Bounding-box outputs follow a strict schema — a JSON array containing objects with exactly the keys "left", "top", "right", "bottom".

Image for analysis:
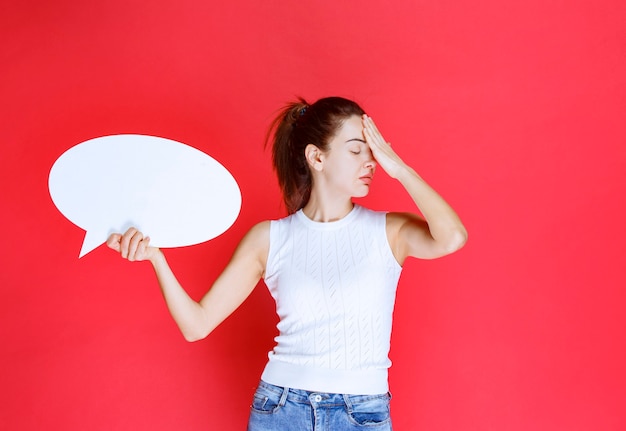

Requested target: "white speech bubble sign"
[{"left": 49, "top": 134, "right": 242, "bottom": 258}]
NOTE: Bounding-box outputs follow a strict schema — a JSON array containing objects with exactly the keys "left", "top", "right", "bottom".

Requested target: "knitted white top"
[{"left": 261, "top": 204, "right": 402, "bottom": 395}]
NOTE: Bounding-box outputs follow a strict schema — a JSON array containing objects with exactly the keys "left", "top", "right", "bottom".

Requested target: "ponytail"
[{"left": 266, "top": 97, "right": 310, "bottom": 213}]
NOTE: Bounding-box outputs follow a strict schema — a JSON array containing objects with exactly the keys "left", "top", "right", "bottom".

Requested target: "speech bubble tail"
[{"left": 79, "top": 230, "right": 106, "bottom": 258}]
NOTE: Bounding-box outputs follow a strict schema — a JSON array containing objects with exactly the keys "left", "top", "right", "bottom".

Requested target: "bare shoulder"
[
  {"left": 246, "top": 220, "right": 271, "bottom": 236},
  {"left": 385, "top": 211, "right": 431, "bottom": 263},
  {"left": 386, "top": 211, "right": 426, "bottom": 233},
  {"left": 386, "top": 211, "right": 467, "bottom": 261},
  {"left": 230, "top": 221, "right": 271, "bottom": 273},
  {"left": 238, "top": 221, "right": 270, "bottom": 252}
]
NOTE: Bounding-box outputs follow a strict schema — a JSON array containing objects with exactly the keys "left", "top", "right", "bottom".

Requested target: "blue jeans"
[{"left": 247, "top": 380, "right": 393, "bottom": 431}]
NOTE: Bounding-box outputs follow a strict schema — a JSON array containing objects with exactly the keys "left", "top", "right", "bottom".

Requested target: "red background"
[{"left": 2, "top": 1, "right": 625, "bottom": 430}]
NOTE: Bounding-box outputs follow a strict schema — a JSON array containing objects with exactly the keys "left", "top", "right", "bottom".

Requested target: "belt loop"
[
  {"left": 278, "top": 385, "right": 289, "bottom": 407},
  {"left": 342, "top": 393, "right": 353, "bottom": 414}
]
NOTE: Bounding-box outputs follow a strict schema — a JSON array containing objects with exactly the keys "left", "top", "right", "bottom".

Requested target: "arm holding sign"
[{"left": 107, "top": 222, "right": 269, "bottom": 342}]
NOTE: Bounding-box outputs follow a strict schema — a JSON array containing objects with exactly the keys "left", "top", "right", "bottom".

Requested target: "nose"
[{"left": 364, "top": 153, "right": 377, "bottom": 169}]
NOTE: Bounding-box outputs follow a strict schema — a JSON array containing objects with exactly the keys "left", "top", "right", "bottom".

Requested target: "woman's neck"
[{"left": 301, "top": 195, "right": 354, "bottom": 223}]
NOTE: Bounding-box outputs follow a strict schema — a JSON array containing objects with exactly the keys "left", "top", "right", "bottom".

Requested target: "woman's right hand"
[{"left": 106, "top": 227, "right": 160, "bottom": 262}]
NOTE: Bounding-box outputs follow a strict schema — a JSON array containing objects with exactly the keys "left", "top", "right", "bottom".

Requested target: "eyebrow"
[{"left": 345, "top": 138, "right": 366, "bottom": 144}]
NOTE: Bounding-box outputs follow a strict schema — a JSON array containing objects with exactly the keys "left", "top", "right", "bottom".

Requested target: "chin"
[{"left": 353, "top": 189, "right": 370, "bottom": 198}]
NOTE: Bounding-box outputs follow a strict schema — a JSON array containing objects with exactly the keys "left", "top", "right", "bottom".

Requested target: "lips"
[{"left": 359, "top": 175, "right": 373, "bottom": 185}]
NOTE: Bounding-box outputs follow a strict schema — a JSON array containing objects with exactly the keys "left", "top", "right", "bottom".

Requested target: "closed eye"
[{"left": 346, "top": 138, "right": 366, "bottom": 153}]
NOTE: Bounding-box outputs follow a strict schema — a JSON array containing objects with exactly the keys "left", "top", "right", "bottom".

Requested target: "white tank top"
[{"left": 261, "top": 204, "right": 402, "bottom": 394}]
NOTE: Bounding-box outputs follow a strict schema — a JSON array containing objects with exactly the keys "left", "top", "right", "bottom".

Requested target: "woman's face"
[{"left": 318, "top": 115, "right": 377, "bottom": 198}]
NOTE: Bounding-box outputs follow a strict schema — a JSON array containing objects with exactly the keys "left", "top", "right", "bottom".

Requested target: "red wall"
[{"left": 2, "top": 1, "right": 625, "bottom": 430}]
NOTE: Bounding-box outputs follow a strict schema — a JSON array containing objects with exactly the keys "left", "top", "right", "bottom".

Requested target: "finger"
[
  {"left": 127, "top": 231, "right": 144, "bottom": 261},
  {"left": 120, "top": 227, "right": 138, "bottom": 259},
  {"left": 364, "top": 125, "right": 386, "bottom": 152},
  {"left": 134, "top": 235, "right": 147, "bottom": 259},
  {"left": 106, "top": 233, "right": 122, "bottom": 252},
  {"left": 362, "top": 118, "right": 376, "bottom": 143},
  {"left": 363, "top": 114, "right": 381, "bottom": 136},
  {"left": 363, "top": 116, "right": 386, "bottom": 147}
]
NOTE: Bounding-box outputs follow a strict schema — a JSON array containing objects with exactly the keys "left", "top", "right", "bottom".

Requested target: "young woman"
[{"left": 107, "top": 96, "right": 467, "bottom": 430}]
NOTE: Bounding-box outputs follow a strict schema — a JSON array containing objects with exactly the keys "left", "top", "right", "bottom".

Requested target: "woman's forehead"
[{"left": 336, "top": 115, "right": 364, "bottom": 139}]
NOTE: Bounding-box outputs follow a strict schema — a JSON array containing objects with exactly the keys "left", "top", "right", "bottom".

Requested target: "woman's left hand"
[{"left": 362, "top": 115, "right": 406, "bottom": 179}]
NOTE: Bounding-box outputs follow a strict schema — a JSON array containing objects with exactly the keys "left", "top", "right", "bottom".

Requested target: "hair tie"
[{"left": 299, "top": 106, "right": 307, "bottom": 116}]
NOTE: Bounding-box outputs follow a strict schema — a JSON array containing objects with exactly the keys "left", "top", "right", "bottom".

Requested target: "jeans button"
[{"left": 314, "top": 394, "right": 322, "bottom": 402}]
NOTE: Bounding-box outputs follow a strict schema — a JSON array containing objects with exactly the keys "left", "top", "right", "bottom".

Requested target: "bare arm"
[
  {"left": 362, "top": 115, "right": 468, "bottom": 264},
  {"left": 107, "top": 222, "right": 269, "bottom": 341}
]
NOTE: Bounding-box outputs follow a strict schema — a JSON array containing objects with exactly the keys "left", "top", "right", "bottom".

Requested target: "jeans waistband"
[{"left": 257, "top": 380, "right": 391, "bottom": 406}]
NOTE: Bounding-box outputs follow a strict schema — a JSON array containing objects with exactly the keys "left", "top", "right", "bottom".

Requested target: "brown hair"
[{"left": 266, "top": 96, "right": 366, "bottom": 213}]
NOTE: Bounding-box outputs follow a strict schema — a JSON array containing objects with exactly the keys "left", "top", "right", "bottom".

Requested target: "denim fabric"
[{"left": 247, "top": 380, "right": 393, "bottom": 431}]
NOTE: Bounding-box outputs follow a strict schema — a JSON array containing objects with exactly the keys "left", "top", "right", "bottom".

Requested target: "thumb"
[{"left": 106, "top": 233, "right": 122, "bottom": 252}]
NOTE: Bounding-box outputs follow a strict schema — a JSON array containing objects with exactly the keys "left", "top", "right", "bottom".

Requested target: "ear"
[{"left": 305, "top": 144, "right": 324, "bottom": 172}]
